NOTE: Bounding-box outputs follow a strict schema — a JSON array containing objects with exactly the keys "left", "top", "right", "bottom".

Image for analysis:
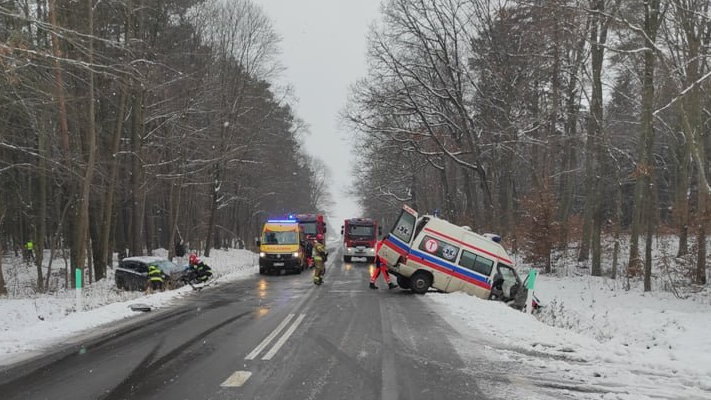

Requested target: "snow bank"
[
  {"left": 430, "top": 281, "right": 711, "bottom": 399},
  {"left": 0, "top": 248, "right": 258, "bottom": 364}
]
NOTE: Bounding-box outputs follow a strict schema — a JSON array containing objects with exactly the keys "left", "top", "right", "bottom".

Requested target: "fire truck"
[
  {"left": 341, "top": 218, "right": 381, "bottom": 263},
  {"left": 295, "top": 214, "right": 327, "bottom": 244}
]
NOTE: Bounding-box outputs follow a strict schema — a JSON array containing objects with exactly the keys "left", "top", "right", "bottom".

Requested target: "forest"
[
  {"left": 0, "top": 0, "right": 326, "bottom": 294},
  {"left": 347, "top": 0, "right": 711, "bottom": 290}
]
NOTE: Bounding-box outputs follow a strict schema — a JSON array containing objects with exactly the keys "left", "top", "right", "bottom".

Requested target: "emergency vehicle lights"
[{"left": 266, "top": 219, "right": 298, "bottom": 224}]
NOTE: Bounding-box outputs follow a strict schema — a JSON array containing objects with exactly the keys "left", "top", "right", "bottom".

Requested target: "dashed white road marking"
[
  {"left": 245, "top": 313, "right": 295, "bottom": 360},
  {"left": 220, "top": 370, "right": 252, "bottom": 387},
  {"left": 262, "top": 313, "right": 306, "bottom": 360}
]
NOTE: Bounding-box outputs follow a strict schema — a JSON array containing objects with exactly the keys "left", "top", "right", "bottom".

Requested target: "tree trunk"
[
  {"left": 0, "top": 211, "right": 6, "bottom": 296},
  {"left": 611, "top": 182, "right": 622, "bottom": 279},
  {"left": 204, "top": 165, "right": 220, "bottom": 258},
  {"left": 630, "top": 1, "right": 660, "bottom": 282},
  {"left": 130, "top": 90, "right": 145, "bottom": 256},
  {"left": 99, "top": 85, "right": 127, "bottom": 274},
  {"left": 676, "top": 138, "right": 690, "bottom": 257},
  {"left": 696, "top": 187, "right": 708, "bottom": 285},
  {"left": 36, "top": 116, "right": 48, "bottom": 292},
  {"left": 72, "top": 0, "right": 99, "bottom": 285}
]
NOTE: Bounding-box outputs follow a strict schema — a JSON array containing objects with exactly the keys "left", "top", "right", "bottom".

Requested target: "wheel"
[
  {"left": 397, "top": 276, "right": 411, "bottom": 289},
  {"left": 343, "top": 255, "right": 351, "bottom": 263},
  {"left": 409, "top": 271, "right": 432, "bottom": 294}
]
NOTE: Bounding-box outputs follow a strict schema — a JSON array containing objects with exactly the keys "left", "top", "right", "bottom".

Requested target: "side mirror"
[
  {"left": 255, "top": 237, "right": 261, "bottom": 247},
  {"left": 378, "top": 226, "right": 383, "bottom": 235},
  {"left": 340, "top": 226, "right": 344, "bottom": 235},
  {"left": 323, "top": 226, "right": 327, "bottom": 233}
]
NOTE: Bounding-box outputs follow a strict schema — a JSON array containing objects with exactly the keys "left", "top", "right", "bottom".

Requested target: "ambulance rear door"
[{"left": 378, "top": 205, "right": 418, "bottom": 267}]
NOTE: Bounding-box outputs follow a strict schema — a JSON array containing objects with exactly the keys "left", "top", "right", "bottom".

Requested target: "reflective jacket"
[{"left": 148, "top": 265, "right": 164, "bottom": 282}]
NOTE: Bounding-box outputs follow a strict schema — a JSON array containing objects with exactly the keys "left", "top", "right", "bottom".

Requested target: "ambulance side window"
[
  {"left": 419, "top": 235, "right": 460, "bottom": 262},
  {"left": 458, "top": 251, "right": 494, "bottom": 276},
  {"left": 391, "top": 210, "right": 416, "bottom": 244}
]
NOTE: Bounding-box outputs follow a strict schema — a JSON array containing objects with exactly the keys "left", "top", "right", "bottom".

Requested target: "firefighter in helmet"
[{"left": 312, "top": 234, "right": 327, "bottom": 285}]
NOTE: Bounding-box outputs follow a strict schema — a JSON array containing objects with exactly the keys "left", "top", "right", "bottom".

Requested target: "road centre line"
[
  {"left": 220, "top": 370, "right": 252, "bottom": 387},
  {"left": 245, "top": 313, "right": 295, "bottom": 360},
  {"left": 261, "top": 313, "right": 306, "bottom": 360}
]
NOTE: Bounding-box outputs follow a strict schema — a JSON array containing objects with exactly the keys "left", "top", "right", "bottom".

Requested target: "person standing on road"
[
  {"left": 312, "top": 234, "right": 327, "bottom": 285},
  {"left": 370, "top": 239, "right": 397, "bottom": 290},
  {"left": 147, "top": 264, "right": 164, "bottom": 292}
]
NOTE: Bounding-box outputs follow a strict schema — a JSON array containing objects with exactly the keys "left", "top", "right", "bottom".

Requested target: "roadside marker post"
[
  {"left": 525, "top": 269, "right": 538, "bottom": 314},
  {"left": 75, "top": 268, "right": 83, "bottom": 311}
]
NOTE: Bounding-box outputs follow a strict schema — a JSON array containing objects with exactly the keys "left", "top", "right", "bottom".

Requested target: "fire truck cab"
[
  {"left": 341, "top": 218, "right": 381, "bottom": 263},
  {"left": 295, "top": 214, "right": 327, "bottom": 244}
]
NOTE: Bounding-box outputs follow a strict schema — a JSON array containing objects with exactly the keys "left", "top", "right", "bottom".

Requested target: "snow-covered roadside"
[
  {"left": 0, "top": 249, "right": 258, "bottom": 365},
  {"left": 429, "top": 280, "right": 711, "bottom": 400}
]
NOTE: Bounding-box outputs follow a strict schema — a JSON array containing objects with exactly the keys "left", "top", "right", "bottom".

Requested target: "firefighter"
[
  {"left": 312, "top": 234, "right": 327, "bottom": 285},
  {"left": 147, "top": 264, "right": 164, "bottom": 292},
  {"left": 370, "top": 239, "right": 397, "bottom": 290},
  {"left": 188, "top": 253, "right": 213, "bottom": 283}
]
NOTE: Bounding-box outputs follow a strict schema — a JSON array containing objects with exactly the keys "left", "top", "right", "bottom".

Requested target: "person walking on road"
[
  {"left": 370, "top": 239, "right": 397, "bottom": 290},
  {"left": 312, "top": 234, "right": 327, "bottom": 285}
]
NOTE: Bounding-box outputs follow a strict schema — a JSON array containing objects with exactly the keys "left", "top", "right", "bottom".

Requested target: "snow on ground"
[
  {"left": 429, "top": 236, "right": 711, "bottom": 399},
  {"left": 0, "top": 248, "right": 258, "bottom": 365}
]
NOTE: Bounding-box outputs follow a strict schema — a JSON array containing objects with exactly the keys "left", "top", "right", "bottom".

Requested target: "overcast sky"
[{"left": 257, "top": 0, "right": 381, "bottom": 229}]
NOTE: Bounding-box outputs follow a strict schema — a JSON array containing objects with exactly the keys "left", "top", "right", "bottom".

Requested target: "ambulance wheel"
[
  {"left": 410, "top": 271, "right": 432, "bottom": 294},
  {"left": 343, "top": 255, "right": 351, "bottom": 263},
  {"left": 397, "top": 276, "right": 411, "bottom": 290}
]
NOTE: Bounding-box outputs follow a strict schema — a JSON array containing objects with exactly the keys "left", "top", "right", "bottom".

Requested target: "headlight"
[
  {"left": 292, "top": 252, "right": 300, "bottom": 258},
  {"left": 347, "top": 247, "right": 353, "bottom": 252},
  {"left": 259, "top": 252, "right": 266, "bottom": 258}
]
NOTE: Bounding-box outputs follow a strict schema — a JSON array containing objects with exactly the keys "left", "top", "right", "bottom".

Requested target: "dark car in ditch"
[{"left": 115, "top": 256, "right": 185, "bottom": 291}]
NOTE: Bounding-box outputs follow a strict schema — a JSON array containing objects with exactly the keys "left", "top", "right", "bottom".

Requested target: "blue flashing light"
[{"left": 267, "top": 219, "right": 298, "bottom": 224}]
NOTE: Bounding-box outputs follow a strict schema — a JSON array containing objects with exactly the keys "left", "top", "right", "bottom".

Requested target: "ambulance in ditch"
[{"left": 377, "top": 205, "right": 523, "bottom": 299}]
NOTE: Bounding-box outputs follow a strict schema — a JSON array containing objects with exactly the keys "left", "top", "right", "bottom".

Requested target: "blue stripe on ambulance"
[{"left": 385, "top": 235, "right": 491, "bottom": 289}]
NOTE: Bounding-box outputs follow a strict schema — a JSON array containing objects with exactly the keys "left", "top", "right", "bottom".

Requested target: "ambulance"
[
  {"left": 257, "top": 219, "right": 307, "bottom": 275},
  {"left": 377, "top": 205, "right": 523, "bottom": 298}
]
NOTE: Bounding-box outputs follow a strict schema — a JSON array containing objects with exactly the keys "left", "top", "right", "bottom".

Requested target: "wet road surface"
[{"left": 0, "top": 252, "right": 495, "bottom": 400}]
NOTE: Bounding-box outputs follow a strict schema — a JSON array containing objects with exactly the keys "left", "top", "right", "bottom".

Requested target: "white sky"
[{"left": 257, "top": 0, "right": 381, "bottom": 229}]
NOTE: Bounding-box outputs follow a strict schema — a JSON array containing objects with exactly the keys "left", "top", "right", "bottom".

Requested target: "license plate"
[{"left": 273, "top": 262, "right": 284, "bottom": 266}]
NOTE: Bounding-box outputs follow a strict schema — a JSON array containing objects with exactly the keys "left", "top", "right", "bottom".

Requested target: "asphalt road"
[{"left": 0, "top": 252, "right": 495, "bottom": 400}]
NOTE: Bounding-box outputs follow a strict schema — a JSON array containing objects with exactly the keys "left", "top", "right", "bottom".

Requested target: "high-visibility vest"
[
  {"left": 148, "top": 266, "right": 163, "bottom": 282},
  {"left": 25, "top": 241, "right": 34, "bottom": 250}
]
